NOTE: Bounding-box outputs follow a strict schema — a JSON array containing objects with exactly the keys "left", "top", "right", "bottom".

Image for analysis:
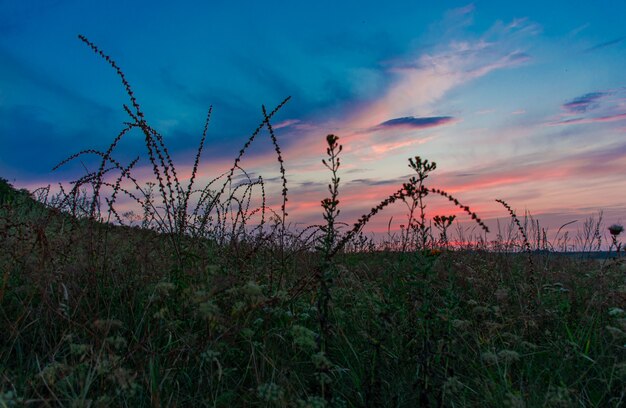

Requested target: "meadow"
[{"left": 1, "top": 36, "right": 625, "bottom": 407}]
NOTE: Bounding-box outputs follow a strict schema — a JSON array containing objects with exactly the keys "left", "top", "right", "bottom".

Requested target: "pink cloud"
[
  {"left": 549, "top": 112, "right": 626, "bottom": 126},
  {"left": 273, "top": 119, "right": 301, "bottom": 129}
]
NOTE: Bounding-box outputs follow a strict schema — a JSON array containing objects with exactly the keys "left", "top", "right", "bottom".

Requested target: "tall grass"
[{"left": 1, "top": 36, "right": 625, "bottom": 407}]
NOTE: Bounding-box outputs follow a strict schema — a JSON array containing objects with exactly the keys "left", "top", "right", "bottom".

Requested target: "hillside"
[{"left": 1, "top": 178, "right": 625, "bottom": 406}]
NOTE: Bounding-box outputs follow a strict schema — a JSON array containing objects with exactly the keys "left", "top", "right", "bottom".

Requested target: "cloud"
[
  {"left": 348, "top": 176, "right": 409, "bottom": 187},
  {"left": 438, "top": 140, "right": 626, "bottom": 192},
  {"left": 449, "top": 3, "right": 475, "bottom": 17},
  {"left": 550, "top": 112, "right": 626, "bottom": 126},
  {"left": 274, "top": 119, "right": 301, "bottom": 129},
  {"left": 374, "top": 116, "right": 455, "bottom": 131},
  {"left": 584, "top": 37, "right": 626, "bottom": 52},
  {"left": 562, "top": 92, "right": 606, "bottom": 113},
  {"left": 345, "top": 34, "right": 533, "bottom": 133}
]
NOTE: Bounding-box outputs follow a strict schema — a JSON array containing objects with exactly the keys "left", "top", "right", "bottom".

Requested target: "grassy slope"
[{"left": 1, "top": 179, "right": 625, "bottom": 407}]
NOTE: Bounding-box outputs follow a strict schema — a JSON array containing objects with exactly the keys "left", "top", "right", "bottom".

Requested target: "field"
[{"left": 1, "top": 37, "right": 626, "bottom": 407}]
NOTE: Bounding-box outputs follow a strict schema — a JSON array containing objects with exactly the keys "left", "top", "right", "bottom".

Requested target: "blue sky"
[{"left": 1, "top": 1, "right": 625, "bottom": 238}]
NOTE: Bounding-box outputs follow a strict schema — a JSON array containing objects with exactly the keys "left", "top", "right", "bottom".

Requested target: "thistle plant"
[
  {"left": 319, "top": 134, "right": 342, "bottom": 261},
  {"left": 404, "top": 156, "right": 436, "bottom": 250}
]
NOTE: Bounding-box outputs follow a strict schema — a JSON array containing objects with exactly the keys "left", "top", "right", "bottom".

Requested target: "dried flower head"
[
  {"left": 326, "top": 133, "right": 339, "bottom": 147},
  {"left": 609, "top": 224, "right": 624, "bottom": 236}
]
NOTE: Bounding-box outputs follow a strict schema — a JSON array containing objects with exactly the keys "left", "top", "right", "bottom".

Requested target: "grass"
[{"left": 1, "top": 36, "right": 625, "bottom": 407}]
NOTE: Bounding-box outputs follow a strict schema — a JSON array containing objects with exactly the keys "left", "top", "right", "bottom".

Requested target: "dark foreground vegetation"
[
  {"left": 2, "top": 177, "right": 626, "bottom": 407},
  {"left": 1, "top": 36, "right": 626, "bottom": 407}
]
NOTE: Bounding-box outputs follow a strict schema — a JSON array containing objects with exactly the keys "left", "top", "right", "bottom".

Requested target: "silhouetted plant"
[
  {"left": 403, "top": 156, "right": 436, "bottom": 250},
  {"left": 54, "top": 36, "right": 292, "bottom": 267},
  {"left": 330, "top": 161, "right": 488, "bottom": 258},
  {"left": 433, "top": 214, "right": 456, "bottom": 248},
  {"left": 496, "top": 199, "right": 535, "bottom": 280},
  {"left": 314, "top": 134, "right": 342, "bottom": 402},
  {"left": 608, "top": 223, "right": 623, "bottom": 256}
]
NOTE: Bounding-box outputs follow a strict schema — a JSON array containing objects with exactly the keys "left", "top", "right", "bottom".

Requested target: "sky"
[{"left": 1, "top": 1, "right": 625, "bottom": 245}]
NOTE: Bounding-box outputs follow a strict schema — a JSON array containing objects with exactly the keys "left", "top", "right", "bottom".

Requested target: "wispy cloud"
[
  {"left": 342, "top": 17, "right": 535, "bottom": 135},
  {"left": 544, "top": 89, "right": 626, "bottom": 127},
  {"left": 371, "top": 116, "right": 455, "bottom": 132},
  {"left": 550, "top": 112, "right": 626, "bottom": 126},
  {"left": 274, "top": 119, "right": 301, "bottom": 129},
  {"left": 584, "top": 36, "right": 626, "bottom": 52},
  {"left": 562, "top": 92, "right": 606, "bottom": 113}
]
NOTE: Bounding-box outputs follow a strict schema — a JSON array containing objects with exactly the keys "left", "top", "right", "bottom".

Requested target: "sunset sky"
[{"left": 1, "top": 1, "right": 625, "bottom": 242}]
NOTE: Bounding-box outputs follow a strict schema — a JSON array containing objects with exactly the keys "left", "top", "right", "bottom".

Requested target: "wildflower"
[
  {"left": 40, "top": 362, "right": 68, "bottom": 385},
  {"left": 198, "top": 301, "right": 219, "bottom": 321},
  {"left": 200, "top": 349, "right": 220, "bottom": 363},
  {"left": 311, "top": 352, "right": 333, "bottom": 370},
  {"left": 108, "top": 367, "right": 137, "bottom": 391},
  {"left": 330, "top": 397, "right": 348, "bottom": 408},
  {"left": 69, "top": 343, "right": 91, "bottom": 358},
  {"left": 443, "top": 376, "right": 464, "bottom": 396},
  {"left": 298, "top": 396, "right": 327, "bottom": 408},
  {"left": 257, "top": 382, "right": 284, "bottom": 403},
  {"left": 240, "top": 328, "right": 254, "bottom": 339},
  {"left": 205, "top": 264, "right": 220, "bottom": 275},
  {"left": 96, "top": 357, "right": 117, "bottom": 375},
  {"left": 451, "top": 319, "right": 471, "bottom": 331},
  {"left": 503, "top": 392, "right": 526, "bottom": 408},
  {"left": 481, "top": 351, "right": 498, "bottom": 365},
  {"left": 291, "top": 325, "right": 318, "bottom": 351},
  {"left": 0, "top": 390, "right": 21, "bottom": 407},
  {"left": 241, "top": 281, "right": 265, "bottom": 305},
  {"left": 192, "top": 289, "right": 211, "bottom": 303},
  {"left": 154, "top": 282, "right": 176, "bottom": 295},
  {"left": 153, "top": 307, "right": 168, "bottom": 319},
  {"left": 494, "top": 287, "right": 509, "bottom": 302},
  {"left": 520, "top": 341, "right": 538, "bottom": 351},
  {"left": 105, "top": 335, "right": 128, "bottom": 350},
  {"left": 472, "top": 306, "right": 491, "bottom": 316},
  {"left": 315, "top": 371, "right": 333, "bottom": 385},
  {"left": 545, "top": 386, "right": 573, "bottom": 407},
  {"left": 242, "top": 281, "right": 263, "bottom": 297},
  {"left": 501, "top": 332, "right": 521, "bottom": 344},
  {"left": 497, "top": 349, "right": 521, "bottom": 364}
]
